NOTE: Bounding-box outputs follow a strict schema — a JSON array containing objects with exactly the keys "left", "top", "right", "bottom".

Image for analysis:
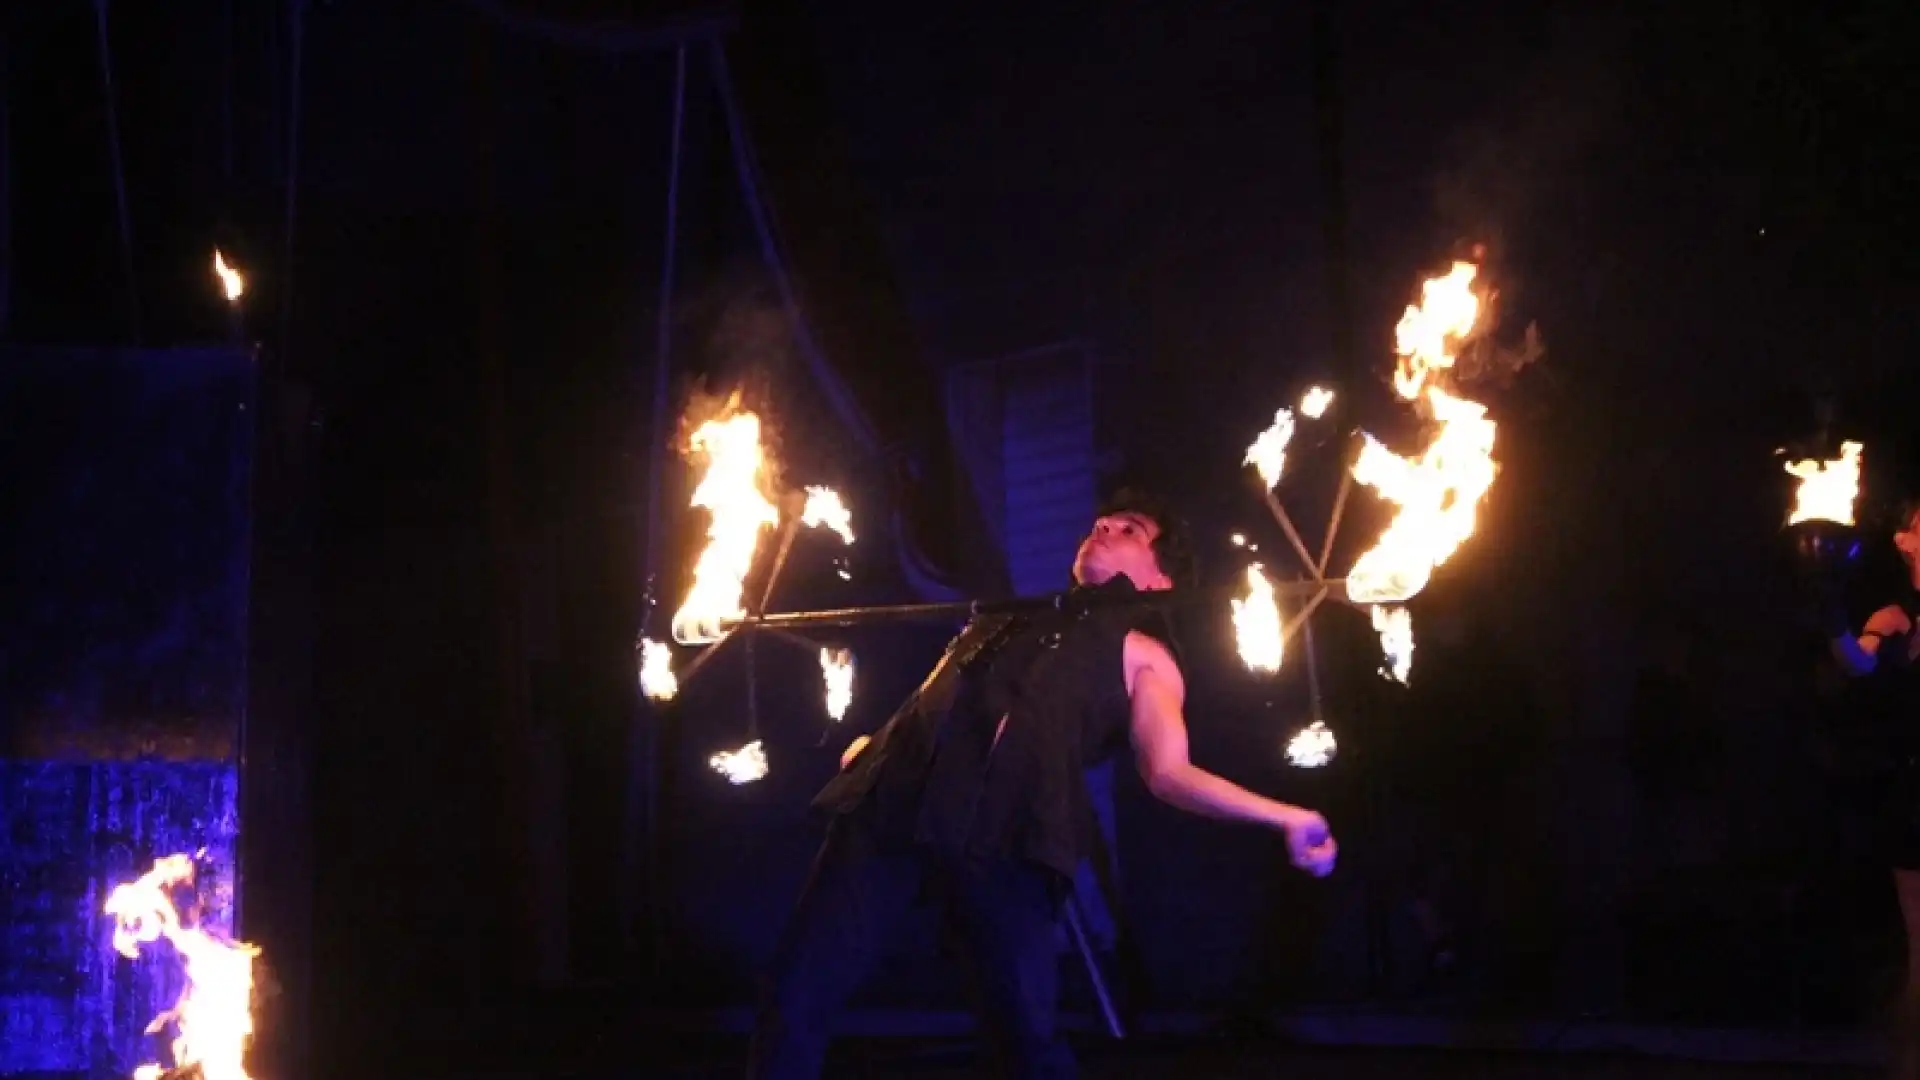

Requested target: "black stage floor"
[{"left": 639, "top": 1039, "right": 1876, "bottom": 1079}]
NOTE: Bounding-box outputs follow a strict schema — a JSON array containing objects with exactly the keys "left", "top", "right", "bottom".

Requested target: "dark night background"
[{"left": 1, "top": 0, "right": 1917, "bottom": 1077}]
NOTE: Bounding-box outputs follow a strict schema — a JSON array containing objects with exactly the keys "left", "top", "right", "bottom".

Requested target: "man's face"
[
  {"left": 1897, "top": 509, "right": 1920, "bottom": 565},
  {"left": 1072, "top": 512, "right": 1172, "bottom": 590}
]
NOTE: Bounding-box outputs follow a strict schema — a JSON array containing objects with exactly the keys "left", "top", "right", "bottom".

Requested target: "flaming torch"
[
  {"left": 105, "top": 854, "right": 258, "bottom": 1080},
  {"left": 1783, "top": 439, "right": 1866, "bottom": 601}
]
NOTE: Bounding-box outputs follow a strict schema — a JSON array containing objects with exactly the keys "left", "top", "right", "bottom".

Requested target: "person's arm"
[
  {"left": 1125, "top": 631, "right": 1337, "bottom": 874},
  {"left": 1832, "top": 605, "right": 1912, "bottom": 677}
]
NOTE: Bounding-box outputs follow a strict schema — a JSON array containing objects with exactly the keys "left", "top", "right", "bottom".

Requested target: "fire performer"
[
  {"left": 746, "top": 488, "right": 1339, "bottom": 1079},
  {"left": 1824, "top": 500, "right": 1920, "bottom": 1077}
]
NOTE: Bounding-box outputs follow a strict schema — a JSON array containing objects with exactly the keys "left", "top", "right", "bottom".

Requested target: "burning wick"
[
  {"left": 105, "top": 854, "right": 258, "bottom": 1080},
  {"left": 710, "top": 740, "right": 769, "bottom": 785},
  {"left": 800, "top": 486, "right": 855, "bottom": 545},
  {"left": 1287, "top": 720, "right": 1338, "bottom": 768},
  {"left": 1245, "top": 408, "right": 1297, "bottom": 490},
  {"left": 213, "top": 249, "right": 245, "bottom": 304},
  {"left": 1300, "top": 386, "right": 1334, "bottom": 419},
  {"left": 1371, "top": 605, "right": 1414, "bottom": 684},
  {"left": 1784, "top": 440, "right": 1864, "bottom": 526},
  {"left": 638, "top": 637, "right": 678, "bottom": 701},
  {"left": 1231, "top": 564, "right": 1284, "bottom": 673},
  {"left": 821, "top": 647, "right": 855, "bottom": 721},
  {"left": 672, "top": 406, "right": 779, "bottom": 644}
]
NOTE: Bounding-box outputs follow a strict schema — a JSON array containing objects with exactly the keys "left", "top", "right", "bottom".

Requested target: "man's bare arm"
[{"left": 1124, "top": 631, "right": 1307, "bottom": 831}]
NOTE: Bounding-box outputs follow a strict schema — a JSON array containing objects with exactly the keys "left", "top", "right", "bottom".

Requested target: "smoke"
[{"left": 1431, "top": 11, "right": 1629, "bottom": 285}]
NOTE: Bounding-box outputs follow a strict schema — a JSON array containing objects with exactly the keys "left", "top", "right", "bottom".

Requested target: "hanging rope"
[
  {"left": 707, "top": 38, "right": 879, "bottom": 457},
  {"left": 642, "top": 44, "right": 689, "bottom": 641},
  {"left": 92, "top": 0, "right": 141, "bottom": 344},
  {"left": 280, "top": 0, "right": 309, "bottom": 356},
  {"left": 628, "top": 40, "right": 688, "bottom": 968},
  {"left": 0, "top": 39, "right": 11, "bottom": 339},
  {"left": 459, "top": 0, "right": 732, "bottom": 54}
]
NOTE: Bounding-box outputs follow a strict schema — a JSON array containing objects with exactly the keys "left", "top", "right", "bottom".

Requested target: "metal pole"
[
  {"left": 92, "top": 0, "right": 141, "bottom": 343},
  {"left": 1262, "top": 487, "right": 1328, "bottom": 586},
  {"left": 719, "top": 578, "right": 1350, "bottom": 633}
]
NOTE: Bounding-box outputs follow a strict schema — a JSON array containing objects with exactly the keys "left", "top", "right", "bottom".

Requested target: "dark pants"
[{"left": 746, "top": 814, "right": 1076, "bottom": 1079}]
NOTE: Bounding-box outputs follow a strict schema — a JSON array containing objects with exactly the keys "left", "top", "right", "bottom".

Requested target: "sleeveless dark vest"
[{"left": 811, "top": 576, "right": 1164, "bottom": 879}]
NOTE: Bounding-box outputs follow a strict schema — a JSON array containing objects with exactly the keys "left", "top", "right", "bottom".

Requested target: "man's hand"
[
  {"left": 839, "top": 735, "right": 871, "bottom": 771},
  {"left": 1865, "top": 605, "right": 1914, "bottom": 640},
  {"left": 1277, "top": 807, "right": 1338, "bottom": 878}
]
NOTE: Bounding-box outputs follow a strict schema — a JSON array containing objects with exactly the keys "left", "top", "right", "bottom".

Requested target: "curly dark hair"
[{"left": 1097, "top": 486, "right": 1198, "bottom": 588}]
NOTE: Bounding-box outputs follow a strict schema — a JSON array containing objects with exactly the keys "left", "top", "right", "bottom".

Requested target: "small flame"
[
  {"left": 105, "top": 854, "right": 258, "bottom": 1080},
  {"left": 1245, "top": 408, "right": 1297, "bottom": 490},
  {"left": 213, "top": 249, "right": 245, "bottom": 303},
  {"left": 820, "top": 647, "right": 855, "bottom": 721},
  {"left": 672, "top": 404, "right": 780, "bottom": 644},
  {"left": 1301, "top": 386, "right": 1334, "bottom": 419},
  {"left": 801, "top": 486, "right": 855, "bottom": 545},
  {"left": 1230, "top": 533, "right": 1246, "bottom": 547},
  {"left": 1231, "top": 564, "right": 1284, "bottom": 673},
  {"left": 1287, "top": 720, "right": 1338, "bottom": 768},
  {"left": 638, "top": 637, "right": 678, "bottom": 701},
  {"left": 710, "top": 739, "right": 769, "bottom": 785},
  {"left": 1785, "top": 440, "right": 1864, "bottom": 526},
  {"left": 1371, "top": 605, "right": 1414, "bottom": 684},
  {"left": 1346, "top": 263, "right": 1498, "bottom": 606}
]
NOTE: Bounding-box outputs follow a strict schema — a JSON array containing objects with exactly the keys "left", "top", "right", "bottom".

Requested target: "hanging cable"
[
  {"left": 280, "top": 0, "right": 309, "bottom": 356},
  {"left": 92, "top": 0, "right": 141, "bottom": 344},
  {"left": 0, "top": 36, "right": 11, "bottom": 339},
  {"left": 628, "top": 39, "right": 688, "bottom": 970}
]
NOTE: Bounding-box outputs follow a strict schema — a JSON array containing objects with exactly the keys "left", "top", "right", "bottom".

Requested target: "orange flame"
[
  {"left": 1784, "top": 441, "right": 1863, "bottom": 526},
  {"left": 1231, "top": 564, "right": 1285, "bottom": 672},
  {"left": 212, "top": 250, "right": 245, "bottom": 304},
  {"left": 1345, "top": 263, "right": 1499, "bottom": 606},
  {"left": 105, "top": 855, "right": 258, "bottom": 1080},
  {"left": 671, "top": 404, "right": 779, "bottom": 644}
]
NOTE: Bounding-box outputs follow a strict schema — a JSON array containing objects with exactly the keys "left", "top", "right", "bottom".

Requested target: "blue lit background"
[{"left": 0, "top": 347, "right": 252, "bottom": 1077}]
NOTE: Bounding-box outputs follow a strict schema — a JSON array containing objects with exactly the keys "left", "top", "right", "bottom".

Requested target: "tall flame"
[
  {"left": 1345, "top": 263, "right": 1499, "bottom": 606},
  {"left": 1245, "top": 409, "right": 1297, "bottom": 490},
  {"left": 672, "top": 407, "right": 779, "bottom": 644},
  {"left": 105, "top": 855, "right": 258, "bottom": 1080},
  {"left": 638, "top": 637, "right": 678, "bottom": 701},
  {"left": 1392, "top": 261, "right": 1479, "bottom": 398},
  {"left": 213, "top": 250, "right": 245, "bottom": 303},
  {"left": 1784, "top": 440, "right": 1864, "bottom": 526},
  {"left": 1371, "top": 605, "right": 1414, "bottom": 684},
  {"left": 821, "top": 647, "right": 855, "bottom": 721},
  {"left": 801, "top": 486, "right": 855, "bottom": 545},
  {"left": 1231, "top": 564, "right": 1284, "bottom": 672}
]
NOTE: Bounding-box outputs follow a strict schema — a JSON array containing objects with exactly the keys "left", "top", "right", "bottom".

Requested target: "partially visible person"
[{"left": 1825, "top": 499, "right": 1920, "bottom": 1078}]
